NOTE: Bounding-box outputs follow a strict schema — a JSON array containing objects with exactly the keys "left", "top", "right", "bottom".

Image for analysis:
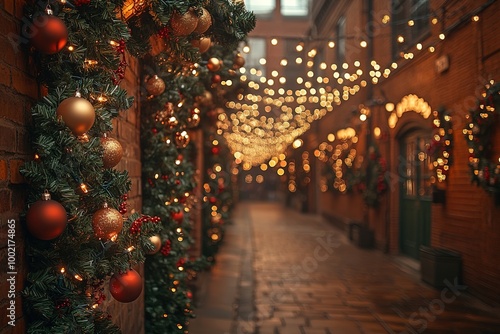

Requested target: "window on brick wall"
[
  {"left": 392, "top": 0, "right": 430, "bottom": 57},
  {"left": 245, "top": 37, "right": 267, "bottom": 79},
  {"left": 245, "top": 0, "right": 276, "bottom": 16},
  {"left": 336, "top": 16, "right": 346, "bottom": 67},
  {"left": 281, "top": 0, "right": 309, "bottom": 17},
  {"left": 285, "top": 39, "right": 305, "bottom": 89}
]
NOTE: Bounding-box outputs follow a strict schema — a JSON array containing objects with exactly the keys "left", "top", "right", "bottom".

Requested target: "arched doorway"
[{"left": 399, "top": 130, "right": 432, "bottom": 259}]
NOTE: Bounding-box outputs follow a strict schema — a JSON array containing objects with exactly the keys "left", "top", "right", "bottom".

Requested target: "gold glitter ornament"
[
  {"left": 92, "top": 203, "right": 123, "bottom": 240},
  {"left": 170, "top": 9, "right": 198, "bottom": 36},
  {"left": 145, "top": 75, "right": 166, "bottom": 96},
  {"left": 194, "top": 8, "right": 212, "bottom": 34},
  {"left": 101, "top": 135, "right": 123, "bottom": 168}
]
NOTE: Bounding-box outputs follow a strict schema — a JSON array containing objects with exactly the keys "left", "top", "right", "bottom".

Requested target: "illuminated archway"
[{"left": 388, "top": 94, "right": 433, "bottom": 129}]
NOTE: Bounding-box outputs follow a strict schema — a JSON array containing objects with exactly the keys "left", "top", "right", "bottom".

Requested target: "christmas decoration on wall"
[
  {"left": 20, "top": 1, "right": 162, "bottom": 332},
  {"left": 170, "top": 9, "right": 199, "bottom": 36},
  {"left": 191, "top": 37, "right": 212, "bottom": 53},
  {"left": 361, "top": 145, "right": 388, "bottom": 207},
  {"left": 109, "top": 269, "right": 143, "bottom": 303},
  {"left": 101, "top": 135, "right": 124, "bottom": 168},
  {"left": 56, "top": 93, "right": 96, "bottom": 137},
  {"left": 147, "top": 235, "right": 162, "bottom": 255},
  {"left": 29, "top": 6, "right": 68, "bottom": 54},
  {"left": 26, "top": 191, "right": 67, "bottom": 240},
  {"left": 146, "top": 75, "right": 166, "bottom": 96},
  {"left": 207, "top": 57, "right": 222, "bottom": 72},
  {"left": 194, "top": 8, "right": 213, "bottom": 34},
  {"left": 233, "top": 53, "right": 245, "bottom": 69},
  {"left": 92, "top": 203, "right": 124, "bottom": 240},
  {"left": 428, "top": 107, "right": 453, "bottom": 185},
  {"left": 463, "top": 80, "right": 500, "bottom": 193}
]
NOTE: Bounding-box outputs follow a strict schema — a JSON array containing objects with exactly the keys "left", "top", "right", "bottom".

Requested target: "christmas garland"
[
  {"left": 19, "top": 0, "right": 255, "bottom": 333},
  {"left": 464, "top": 81, "right": 500, "bottom": 192},
  {"left": 321, "top": 139, "right": 360, "bottom": 194},
  {"left": 428, "top": 107, "right": 454, "bottom": 184},
  {"left": 20, "top": 1, "right": 162, "bottom": 332},
  {"left": 137, "top": 4, "right": 255, "bottom": 333},
  {"left": 359, "top": 145, "right": 388, "bottom": 207}
]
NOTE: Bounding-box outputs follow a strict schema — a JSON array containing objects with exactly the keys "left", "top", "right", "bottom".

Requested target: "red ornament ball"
[
  {"left": 211, "top": 74, "right": 221, "bottom": 84},
  {"left": 30, "top": 14, "right": 68, "bottom": 54},
  {"left": 109, "top": 269, "right": 143, "bottom": 303},
  {"left": 211, "top": 146, "right": 220, "bottom": 155},
  {"left": 171, "top": 210, "right": 184, "bottom": 224},
  {"left": 26, "top": 192, "right": 67, "bottom": 240}
]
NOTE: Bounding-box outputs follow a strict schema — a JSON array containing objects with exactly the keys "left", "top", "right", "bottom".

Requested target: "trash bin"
[{"left": 419, "top": 246, "right": 462, "bottom": 288}]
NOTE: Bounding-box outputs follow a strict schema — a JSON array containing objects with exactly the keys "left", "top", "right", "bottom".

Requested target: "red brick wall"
[
  {"left": 375, "top": 0, "right": 500, "bottom": 305},
  {"left": 311, "top": 0, "right": 500, "bottom": 305},
  {"left": 0, "top": 1, "right": 36, "bottom": 332},
  {"left": 0, "top": 2, "right": 146, "bottom": 332}
]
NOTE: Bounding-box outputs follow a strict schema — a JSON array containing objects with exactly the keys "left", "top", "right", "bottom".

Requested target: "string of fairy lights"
[{"left": 221, "top": 2, "right": 487, "bottom": 169}]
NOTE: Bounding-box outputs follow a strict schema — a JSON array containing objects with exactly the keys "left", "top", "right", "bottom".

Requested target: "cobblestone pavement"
[{"left": 191, "top": 202, "right": 500, "bottom": 334}]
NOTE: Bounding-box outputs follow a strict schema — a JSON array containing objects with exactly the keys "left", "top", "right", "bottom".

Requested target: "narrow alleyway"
[{"left": 190, "top": 202, "right": 500, "bottom": 334}]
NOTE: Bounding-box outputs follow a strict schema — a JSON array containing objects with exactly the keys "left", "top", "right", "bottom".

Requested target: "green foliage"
[
  {"left": 21, "top": 1, "right": 162, "bottom": 333},
  {"left": 464, "top": 81, "right": 500, "bottom": 193}
]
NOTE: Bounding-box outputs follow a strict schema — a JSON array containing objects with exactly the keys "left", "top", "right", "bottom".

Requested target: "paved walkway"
[{"left": 189, "top": 202, "right": 500, "bottom": 334}]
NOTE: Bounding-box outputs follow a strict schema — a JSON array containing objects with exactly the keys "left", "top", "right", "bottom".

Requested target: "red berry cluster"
[
  {"left": 119, "top": 194, "right": 128, "bottom": 214},
  {"left": 129, "top": 215, "right": 161, "bottom": 234},
  {"left": 158, "top": 26, "right": 170, "bottom": 39},
  {"left": 176, "top": 257, "right": 186, "bottom": 268},
  {"left": 112, "top": 40, "right": 128, "bottom": 85},
  {"left": 161, "top": 240, "right": 171, "bottom": 256},
  {"left": 55, "top": 298, "right": 71, "bottom": 310},
  {"left": 74, "top": 0, "right": 91, "bottom": 6}
]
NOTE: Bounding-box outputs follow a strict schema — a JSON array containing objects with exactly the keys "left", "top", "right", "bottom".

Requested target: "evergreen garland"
[
  {"left": 428, "top": 107, "right": 453, "bottom": 184},
  {"left": 19, "top": 0, "right": 254, "bottom": 332},
  {"left": 464, "top": 81, "right": 500, "bottom": 193},
  {"left": 21, "top": 1, "right": 161, "bottom": 333}
]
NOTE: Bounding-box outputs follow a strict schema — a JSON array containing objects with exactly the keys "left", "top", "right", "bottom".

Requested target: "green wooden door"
[{"left": 400, "top": 132, "right": 432, "bottom": 259}]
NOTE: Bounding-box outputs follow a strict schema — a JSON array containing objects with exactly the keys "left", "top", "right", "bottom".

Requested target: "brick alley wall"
[
  {"left": 0, "top": 1, "right": 146, "bottom": 333},
  {"left": 0, "top": 1, "right": 36, "bottom": 332}
]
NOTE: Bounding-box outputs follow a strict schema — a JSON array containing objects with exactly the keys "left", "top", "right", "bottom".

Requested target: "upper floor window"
[
  {"left": 281, "top": 0, "right": 309, "bottom": 17},
  {"left": 336, "top": 17, "right": 346, "bottom": 66},
  {"left": 245, "top": 37, "right": 267, "bottom": 78},
  {"left": 245, "top": 0, "right": 276, "bottom": 16},
  {"left": 392, "top": 0, "right": 430, "bottom": 57}
]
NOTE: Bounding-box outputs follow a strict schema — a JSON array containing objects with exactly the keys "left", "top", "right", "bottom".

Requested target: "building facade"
[{"left": 303, "top": 0, "right": 500, "bottom": 305}]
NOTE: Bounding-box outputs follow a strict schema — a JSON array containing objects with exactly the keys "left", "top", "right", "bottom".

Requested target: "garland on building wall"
[
  {"left": 359, "top": 144, "right": 388, "bottom": 207},
  {"left": 319, "top": 138, "right": 360, "bottom": 194},
  {"left": 137, "top": 3, "right": 255, "bottom": 333},
  {"left": 464, "top": 80, "right": 500, "bottom": 193},
  {"left": 428, "top": 107, "right": 454, "bottom": 185},
  {"left": 20, "top": 1, "right": 162, "bottom": 333},
  {"left": 20, "top": 0, "right": 254, "bottom": 333}
]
